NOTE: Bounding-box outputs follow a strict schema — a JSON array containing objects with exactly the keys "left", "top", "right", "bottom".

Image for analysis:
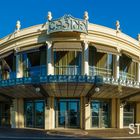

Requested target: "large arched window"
[{"left": 89, "top": 46, "right": 113, "bottom": 77}]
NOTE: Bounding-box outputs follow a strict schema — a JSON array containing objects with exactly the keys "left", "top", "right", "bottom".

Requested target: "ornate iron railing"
[
  {"left": 89, "top": 66, "right": 112, "bottom": 78},
  {"left": 119, "top": 71, "right": 135, "bottom": 81},
  {"left": 54, "top": 66, "right": 81, "bottom": 75},
  {"left": 23, "top": 65, "right": 46, "bottom": 77}
]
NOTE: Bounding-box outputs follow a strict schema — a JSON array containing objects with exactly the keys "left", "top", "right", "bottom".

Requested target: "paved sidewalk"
[{"left": 0, "top": 128, "right": 140, "bottom": 139}]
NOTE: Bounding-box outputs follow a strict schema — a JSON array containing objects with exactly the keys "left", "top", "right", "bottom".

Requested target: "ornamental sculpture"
[
  {"left": 16, "top": 20, "right": 21, "bottom": 31},
  {"left": 116, "top": 20, "right": 121, "bottom": 33},
  {"left": 47, "top": 14, "right": 88, "bottom": 34}
]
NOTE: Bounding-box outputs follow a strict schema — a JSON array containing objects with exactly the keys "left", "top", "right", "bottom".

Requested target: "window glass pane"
[
  {"left": 25, "top": 102, "right": 33, "bottom": 127},
  {"left": 35, "top": 101, "right": 44, "bottom": 128},
  {"left": 123, "top": 103, "right": 135, "bottom": 126}
]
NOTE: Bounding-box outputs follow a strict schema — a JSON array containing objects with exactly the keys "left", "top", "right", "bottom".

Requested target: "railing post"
[
  {"left": 83, "top": 41, "right": 89, "bottom": 75},
  {"left": 46, "top": 41, "right": 54, "bottom": 75}
]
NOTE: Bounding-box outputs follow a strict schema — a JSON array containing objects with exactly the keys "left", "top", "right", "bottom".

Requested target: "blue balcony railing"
[
  {"left": 24, "top": 65, "right": 46, "bottom": 77},
  {"left": 89, "top": 66, "right": 112, "bottom": 78},
  {"left": 54, "top": 66, "right": 81, "bottom": 75}
]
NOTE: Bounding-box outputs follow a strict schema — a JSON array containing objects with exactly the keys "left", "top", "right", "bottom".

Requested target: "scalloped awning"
[
  {"left": 92, "top": 43, "right": 120, "bottom": 55},
  {"left": 53, "top": 42, "right": 82, "bottom": 51}
]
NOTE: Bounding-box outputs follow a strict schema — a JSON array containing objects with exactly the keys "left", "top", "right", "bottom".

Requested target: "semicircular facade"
[{"left": 0, "top": 14, "right": 139, "bottom": 130}]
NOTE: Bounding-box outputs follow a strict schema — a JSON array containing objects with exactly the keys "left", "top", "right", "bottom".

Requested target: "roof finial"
[
  {"left": 137, "top": 34, "right": 140, "bottom": 42},
  {"left": 84, "top": 11, "right": 89, "bottom": 21},
  {"left": 116, "top": 20, "right": 121, "bottom": 33},
  {"left": 16, "top": 20, "right": 21, "bottom": 32},
  {"left": 47, "top": 11, "right": 52, "bottom": 21}
]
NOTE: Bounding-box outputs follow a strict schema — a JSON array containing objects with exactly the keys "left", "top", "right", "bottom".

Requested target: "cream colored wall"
[{"left": 10, "top": 99, "right": 24, "bottom": 128}]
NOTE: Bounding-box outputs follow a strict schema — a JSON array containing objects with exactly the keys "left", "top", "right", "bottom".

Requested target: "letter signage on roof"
[{"left": 47, "top": 15, "right": 88, "bottom": 34}]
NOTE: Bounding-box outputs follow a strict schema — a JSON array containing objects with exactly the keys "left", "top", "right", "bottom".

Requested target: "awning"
[
  {"left": 92, "top": 44, "right": 120, "bottom": 55},
  {"left": 121, "top": 50, "right": 140, "bottom": 62},
  {"left": 53, "top": 42, "right": 82, "bottom": 51},
  {"left": 0, "top": 51, "right": 13, "bottom": 59},
  {"left": 18, "top": 44, "right": 44, "bottom": 53}
]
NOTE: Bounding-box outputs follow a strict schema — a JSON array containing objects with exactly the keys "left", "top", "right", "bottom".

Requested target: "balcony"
[
  {"left": 89, "top": 66, "right": 112, "bottom": 78},
  {"left": 54, "top": 66, "right": 81, "bottom": 75}
]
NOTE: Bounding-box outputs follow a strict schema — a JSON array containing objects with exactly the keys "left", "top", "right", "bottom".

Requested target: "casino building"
[{"left": 0, "top": 12, "right": 140, "bottom": 130}]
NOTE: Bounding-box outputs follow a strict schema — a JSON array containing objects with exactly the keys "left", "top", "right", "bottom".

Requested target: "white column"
[
  {"left": 45, "top": 98, "right": 50, "bottom": 130},
  {"left": 83, "top": 41, "right": 89, "bottom": 75},
  {"left": 117, "top": 99, "right": 123, "bottom": 128},
  {"left": 114, "top": 55, "right": 120, "bottom": 79},
  {"left": 45, "top": 97, "right": 55, "bottom": 130},
  {"left": 46, "top": 41, "right": 54, "bottom": 75},
  {"left": 84, "top": 97, "right": 91, "bottom": 130},
  {"left": 10, "top": 99, "right": 18, "bottom": 128},
  {"left": 16, "top": 54, "right": 23, "bottom": 78},
  {"left": 137, "top": 63, "right": 140, "bottom": 82}
]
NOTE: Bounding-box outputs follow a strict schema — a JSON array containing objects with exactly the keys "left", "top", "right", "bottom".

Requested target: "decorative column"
[
  {"left": 114, "top": 55, "right": 120, "bottom": 79},
  {"left": 137, "top": 63, "right": 140, "bottom": 82},
  {"left": 45, "top": 97, "right": 50, "bottom": 130},
  {"left": 83, "top": 41, "right": 89, "bottom": 75},
  {"left": 16, "top": 54, "right": 23, "bottom": 78},
  {"left": 45, "top": 97, "right": 55, "bottom": 129},
  {"left": 111, "top": 98, "right": 117, "bottom": 128},
  {"left": 46, "top": 41, "right": 54, "bottom": 75},
  {"left": 117, "top": 99, "right": 124, "bottom": 128},
  {"left": 84, "top": 97, "right": 91, "bottom": 130}
]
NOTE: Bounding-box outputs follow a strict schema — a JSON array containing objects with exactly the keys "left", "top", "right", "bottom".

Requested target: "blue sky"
[{"left": 0, "top": 0, "right": 139, "bottom": 39}]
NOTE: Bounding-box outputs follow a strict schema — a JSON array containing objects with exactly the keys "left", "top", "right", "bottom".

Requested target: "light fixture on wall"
[
  {"left": 35, "top": 87, "right": 40, "bottom": 93},
  {"left": 95, "top": 87, "right": 100, "bottom": 92}
]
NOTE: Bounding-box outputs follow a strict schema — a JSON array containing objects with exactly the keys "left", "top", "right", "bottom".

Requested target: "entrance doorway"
[
  {"left": 24, "top": 100, "right": 45, "bottom": 128},
  {"left": 91, "top": 100, "right": 110, "bottom": 128},
  {"left": 56, "top": 99, "right": 80, "bottom": 128}
]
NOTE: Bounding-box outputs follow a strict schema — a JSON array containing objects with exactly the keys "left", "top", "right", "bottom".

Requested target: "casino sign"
[{"left": 47, "top": 14, "right": 88, "bottom": 34}]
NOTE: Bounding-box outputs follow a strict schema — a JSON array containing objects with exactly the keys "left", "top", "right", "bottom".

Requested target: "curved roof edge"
[{"left": 0, "top": 22, "right": 139, "bottom": 47}]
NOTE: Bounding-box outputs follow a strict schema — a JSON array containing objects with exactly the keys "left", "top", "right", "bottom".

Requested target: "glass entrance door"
[
  {"left": 24, "top": 100, "right": 45, "bottom": 128},
  {"left": 56, "top": 99, "right": 80, "bottom": 128},
  {"left": 91, "top": 100, "right": 110, "bottom": 128}
]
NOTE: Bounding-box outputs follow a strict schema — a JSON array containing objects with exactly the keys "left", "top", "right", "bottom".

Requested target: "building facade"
[{"left": 0, "top": 12, "right": 140, "bottom": 130}]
